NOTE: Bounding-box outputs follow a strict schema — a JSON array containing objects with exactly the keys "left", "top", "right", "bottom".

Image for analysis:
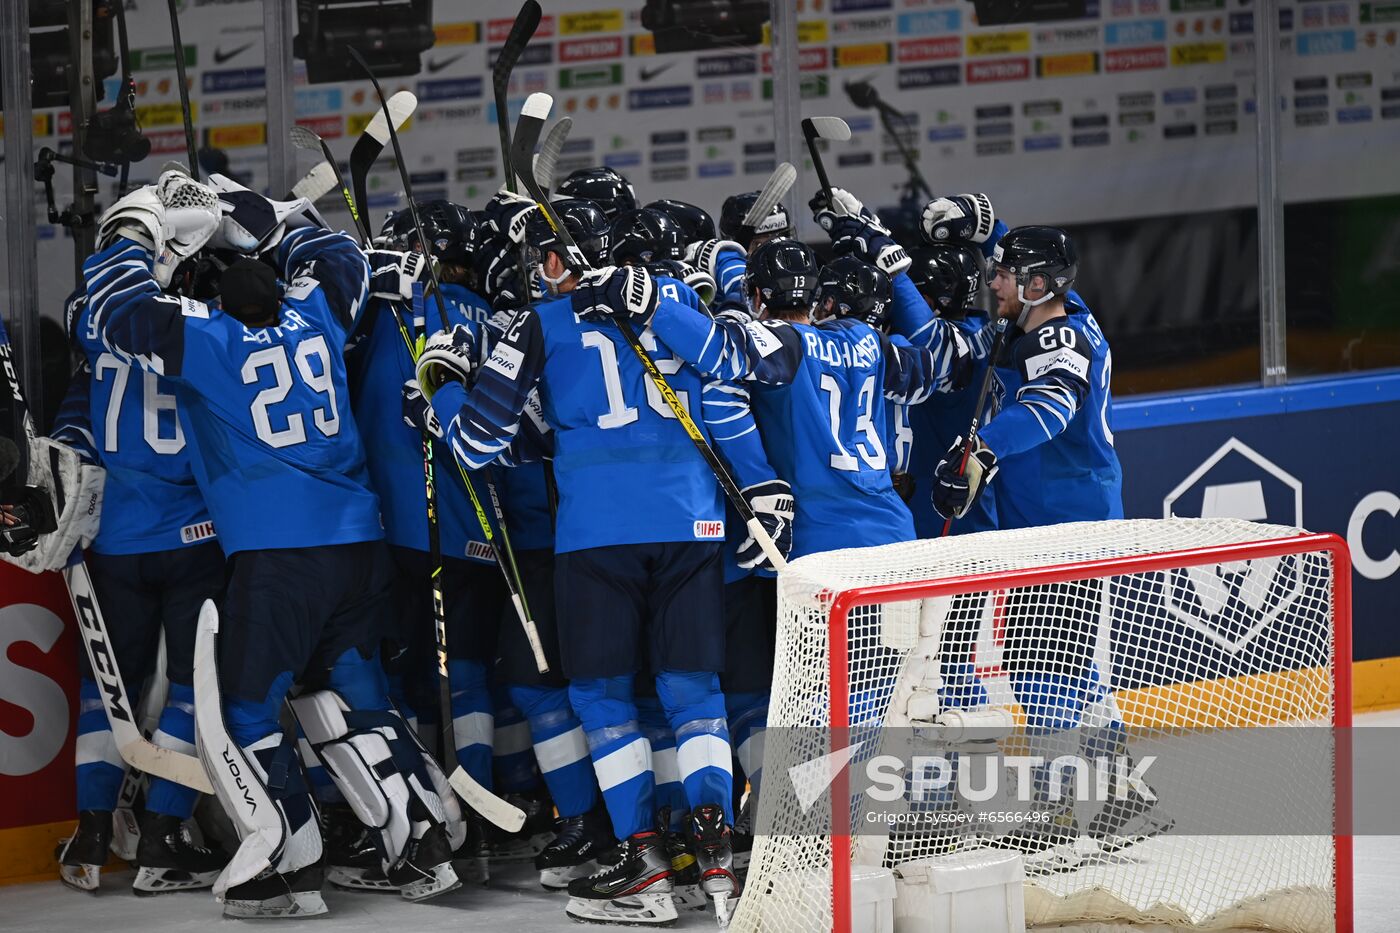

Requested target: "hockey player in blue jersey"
[
  {"left": 84, "top": 171, "right": 463, "bottom": 916},
  {"left": 376, "top": 200, "right": 493, "bottom": 324},
  {"left": 650, "top": 197, "right": 748, "bottom": 311},
  {"left": 51, "top": 293, "right": 229, "bottom": 895},
  {"left": 403, "top": 197, "right": 790, "bottom": 926}
]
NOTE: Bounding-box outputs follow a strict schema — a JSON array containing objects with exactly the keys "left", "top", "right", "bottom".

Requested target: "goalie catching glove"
[
  {"left": 921, "top": 193, "right": 996, "bottom": 245},
  {"left": 401, "top": 380, "right": 445, "bottom": 440},
  {"left": 571, "top": 265, "right": 658, "bottom": 326},
  {"left": 414, "top": 325, "right": 481, "bottom": 398},
  {"left": 931, "top": 435, "right": 997, "bottom": 521},
  {"left": 96, "top": 169, "right": 222, "bottom": 287},
  {"left": 737, "top": 479, "right": 794, "bottom": 571}
]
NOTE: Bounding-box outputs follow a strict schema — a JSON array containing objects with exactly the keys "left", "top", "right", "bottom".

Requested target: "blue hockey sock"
[
  {"left": 145, "top": 682, "right": 200, "bottom": 818},
  {"left": 570, "top": 675, "right": 653, "bottom": 839},
  {"left": 75, "top": 678, "right": 124, "bottom": 813},
  {"left": 492, "top": 682, "right": 539, "bottom": 794},
  {"left": 508, "top": 683, "right": 597, "bottom": 819},
  {"left": 448, "top": 659, "right": 493, "bottom": 790},
  {"left": 638, "top": 696, "right": 686, "bottom": 832},
  {"left": 657, "top": 670, "right": 732, "bottom": 820}
]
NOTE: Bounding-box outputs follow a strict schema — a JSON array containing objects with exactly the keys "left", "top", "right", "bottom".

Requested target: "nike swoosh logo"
[
  {"left": 212, "top": 42, "right": 254, "bottom": 65},
  {"left": 427, "top": 54, "right": 465, "bottom": 74},
  {"left": 638, "top": 62, "right": 676, "bottom": 82}
]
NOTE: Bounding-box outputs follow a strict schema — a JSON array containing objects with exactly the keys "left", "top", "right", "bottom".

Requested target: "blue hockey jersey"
[
  {"left": 83, "top": 229, "right": 382, "bottom": 555},
  {"left": 54, "top": 294, "right": 215, "bottom": 555},
  {"left": 979, "top": 305, "right": 1122, "bottom": 529},
  {"left": 647, "top": 301, "right": 971, "bottom": 559},
  {"left": 430, "top": 277, "right": 777, "bottom": 554},
  {"left": 440, "top": 282, "right": 493, "bottom": 325}
]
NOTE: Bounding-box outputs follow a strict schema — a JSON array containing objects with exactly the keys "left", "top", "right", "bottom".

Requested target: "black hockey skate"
[
  {"left": 690, "top": 805, "right": 740, "bottom": 928},
  {"left": 389, "top": 820, "right": 461, "bottom": 902},
  {"left": 492, "top": 788, "right": 556, "bottom": 862},
  {"left": 1087, "top": 789, "right": 1174, "bottom": 855},
  {"left": 452, "top": 811, "right": 491, "bottom": 885},
  {"left": 323, "top": 803, "right": 395, "bottom": 893},
  {"left": 536, "top": 805, "right": 615, "bottom": 890},
  {"left": 132, "top": 812, "right": 228, "bottom": 895},
  {"left": 666, "top": 827, "right": 708, "bottom": 913},
  {"left": 565, "top": 829, "right": 677, "bottom": 926},
  {"left": 221, "top": 862, "right": 328, "bottom": 918},
  {"left": 58, "top": 810, "right": 111, "bottom": 892},
  {"left": 730, "top": 798, "right": 753, "bottom": 886},
  {"left": 989, "top": 806, "right": 1082, "bottom": 873}
]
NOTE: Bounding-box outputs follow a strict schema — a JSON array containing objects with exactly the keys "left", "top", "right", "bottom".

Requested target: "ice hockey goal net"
[{"left": 732, "top": 518, "right": 1351, "bottom": 933}]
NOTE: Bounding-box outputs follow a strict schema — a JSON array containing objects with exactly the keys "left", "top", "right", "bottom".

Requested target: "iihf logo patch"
[{"left": 693, "top": 520, "right": 725, "bottom": 540}]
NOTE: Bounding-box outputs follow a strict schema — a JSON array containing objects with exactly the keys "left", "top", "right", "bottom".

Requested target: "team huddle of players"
[{"left": 44, "top": 158, "right": 1129, "bottom": 927}]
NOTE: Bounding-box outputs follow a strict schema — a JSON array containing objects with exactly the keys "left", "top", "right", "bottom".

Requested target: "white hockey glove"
[
  {"left": 828, "top": 217, "right": 911, "bottom": 277},
  {"left": 206, "top": 173, "right": 309, "bottom": 255},
  {"left": 921, "top": 193, "right": 996, "bottom": 245},
  {"left": 571, "top": 265, "right": 658, "bottom": 326},
  {"left": 156, "top": 169, "right": 223, "bottom": 260},
  {"left": 737, "top": 479, "right": 794, "bottom": 571},
  {"left": 685, "top": 239, "right": 746, "bottom": 282},
  {"left": 401, "top": 379, "right": 445, "bottom": 439},
  {"left": 368, "top": 250, "right": 432, "bottom": 303},
  {"left": 932, "top": 434, "right": 997, "bottom": 521},
  {"left": 414, "top": 325, "right": 480, "bottom": 399},
  {"left": 96, "top": 185, "right": 165, "bottom": 253},
  {"left": 810, "top": 186, "right": 875, "bottom": 230}
]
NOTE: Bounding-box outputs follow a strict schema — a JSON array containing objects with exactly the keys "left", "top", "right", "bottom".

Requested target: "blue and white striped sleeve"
[
  {"left": 649, "top": 298, "right": 804, "bottom": 385},
  {"left": 979, "top": 322, "right": 1091, "bottom": 459},
  {"left": 702, "top": 378, "right": 778, "bottom": 489},
  {"left": 84, "top": 238, "right": 196, "bottom": 378},
  {"left": 275, "top": 227, "right": 370, "bottom": 333},
  {"left": 50, "top": 361, "right": 99, "bottom": 464},
  {"left": 714, "top": 248, "right": 748, "bottom": 305},
  {"left": 430, "top": 307, "right": 544, "bottom": 471},
  {"left": 881, "top": 326, "right": 970, "bottom": 406}
]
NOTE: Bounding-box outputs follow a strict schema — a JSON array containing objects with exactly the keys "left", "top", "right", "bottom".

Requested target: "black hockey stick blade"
[
  {"left": 348, "top": 90, "right": 417, "bottom": 238},
  {"left": 492, "top": 1, "right": 543, "bottom": 93},
  {"left": 292, "top": 125, "right": 367, "bottom": 243}
]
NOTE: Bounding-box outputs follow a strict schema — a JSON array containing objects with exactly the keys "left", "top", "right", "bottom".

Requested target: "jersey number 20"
[{"left": 241, "top": 335, "right": 341, "bottom": 448}]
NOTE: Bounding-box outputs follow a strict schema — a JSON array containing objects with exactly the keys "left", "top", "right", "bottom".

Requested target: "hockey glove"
[
  {"left": 921, "top": 194, "right": 996, "bottom": 245},
  {"left": 646, "top": 259, "right": 715, "bottom": 307},
  {"left": 932, "top": 435, "right": 997, "bottom": 521},
  {"left": 712, "top": 300, "right": 754, "bottom": 326},
  {"left": 476, "top": 234, "right": 527, "bottom": 311},
  {"left": 571, "top": 265, "right": 658, "bottom": 326},
  {"left": 414, "top": 325, "right": 480, "bottom": 398},
  {"left": 368, "top": 250, "right": 432, "bottom": 303},
  {"left": 484, "top": 188, "right": 539, "bottom": 244},
  {"left": 829, "top": 216, "right": 911, "bottom": 277},
  {"left": 737, "top": 480, "right": 795, "bottom": 571},
  {"left": 685, "top": 239, "right": 746, "bottom": 282},
  {"left": 810, "top": 187, "right": 880, "bottom": 232},
  {"left": 401, "top": 379, "right": 445, "bottom": 440},
  {"left": 207, "top": 173, "right": 308, "bottom": 255}
]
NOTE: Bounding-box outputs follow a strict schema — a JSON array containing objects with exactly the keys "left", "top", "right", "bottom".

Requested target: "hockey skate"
[
  {"left": 221, "top": 862, "right": 328, "bottom": 918},
  {"left": 57, "top": 810, "right": 111, "bottom": 893},
  {"left": 690, "top": 805, "right": 740, "bottom": 928},
  {"left": 565, "top": 829, "right": 677, "bottom": 926},
  {"left": 323, "top": 803, "right": 395, "bottom": 893},
  {"left": 989, "top": 806, "right": 1082, "bottom": 873},
  {"left": 729, "top": 798, "right": 753, "bottom": 886},
  {"left": 452, "top": 811, "right": 492, "bottom": 885},
  {"left": 536, "top": 805, "right": 614, "bottom": 890},
  {"left": 666, "top": 828, "right": 708, "bottom": 913},
  {"left": 389, "top": 820, "right": 461, "bottom": 902},
  {"left": 1087, "top": 789, "right": 1174, "bottom": 855},
  {"left": 492, "top": 789, "right": 555, "bottom": 862},
  {"left": 132, "top": 813, "right": 228, "bottom": 895}
]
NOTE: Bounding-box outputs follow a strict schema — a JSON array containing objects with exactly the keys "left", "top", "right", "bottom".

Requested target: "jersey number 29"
[{"left": 241, "top": 336, "right": 341, "bottom": 448}]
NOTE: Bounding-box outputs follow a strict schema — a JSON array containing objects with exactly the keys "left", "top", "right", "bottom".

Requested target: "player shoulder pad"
[{"left": 1018, "top": 319, "right": 1092, "bottom": 383}]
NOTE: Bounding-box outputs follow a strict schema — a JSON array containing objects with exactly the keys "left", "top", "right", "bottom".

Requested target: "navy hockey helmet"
[
  {"left": 745, "top": 238, "right": 819, "bottom": 314},
  {"left": 609, "top": 207, "right": 686, "bottom": 266},
  {"left": 525, "top": 197, "right": 612, "bottom": 274},
  {"left": 415, "top": 199, "right": 478, "bottom": 268},
  {"left": 556, "top": 166, "right": 638, "bottom": 220},
  {"left": 816, "top": 256, "right": 893, "bottom": 329},
  {"left": 646, "top": 198, "right": 718, "bottom": 245},
  {"left": 990, "top": 225, "right": 1078, "bottom": 305},
  {"left": 719, "top": 191, "right": 792, "bottom": 250},
  {"left": 908, "top": 242, "right": 984, "bottom": 320}
]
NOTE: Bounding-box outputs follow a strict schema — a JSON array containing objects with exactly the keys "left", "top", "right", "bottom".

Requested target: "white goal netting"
[{"left": 733, "top": 518, "right": 1348, "bottom": 933}]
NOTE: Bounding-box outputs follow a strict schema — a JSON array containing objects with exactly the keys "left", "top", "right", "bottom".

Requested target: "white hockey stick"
[
  {"left": 742, "top": 160, "right": 797, "bottom": 233},
  {"left": 65, "top": 559, "right": 214, "bottom": 793},
  {"left": 290, "top": 160, "right": 340, "bottom": 204},
  {"left": 532, "top": 115, "right": 573, "bottom": 193},
  {"left": 111, "top": 631, "right": 170, "bottom": 860}
]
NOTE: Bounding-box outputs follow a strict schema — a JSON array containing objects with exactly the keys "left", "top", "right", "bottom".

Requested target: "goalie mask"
[
  {"left": 815, "top": 255, "right": 892, "bottom": 330},
  {"left": 990, "top": 225, "right": 1078, "bottom": 316}
]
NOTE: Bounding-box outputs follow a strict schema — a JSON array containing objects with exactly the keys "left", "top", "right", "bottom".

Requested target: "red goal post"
[{"left": 731, "top": 518, "right": 1352, "bottom": 933}]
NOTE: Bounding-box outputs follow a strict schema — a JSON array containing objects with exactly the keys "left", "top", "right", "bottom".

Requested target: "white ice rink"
[{"left": 7, "top": 708, "right": 1398, "bottom": 933}]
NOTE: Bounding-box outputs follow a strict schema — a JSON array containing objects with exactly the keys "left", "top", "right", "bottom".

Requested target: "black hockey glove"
[
  {"left": 827, "top": 216, "right": 911, "bottom": 276},
  {"left": 1, "top": 487, "right": 59, "bottom": 557},
  {"left": 571, "top": 265, "right": 658, "bottom": 326},
  {"left": 401, "top": 379, "right": 445, "bottom": 440},
  {"left": 737, "top": 479, "right": 794, "bottom": 571},
  {"left": 932, "top": 435, "right": 997, "bottom": 521}
]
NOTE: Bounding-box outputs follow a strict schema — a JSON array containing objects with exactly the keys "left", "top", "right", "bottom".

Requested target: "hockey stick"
[
  {"left": 290, "top": 125, "right": 369, "bottom": 244},
  {"left": 348, "top": 50, "right": 536, "bottom": 827},
  {"left": 66, "top": 559, "right": 214, "bottom": 792},
  {"left": 111, "top": 632, "right": 170, "bottom": 861},
  {"left": 289, "top": 160, "right": 340, "bottom": 204},
  {"left": 533, "top": 116, "right": 573, "bottom": 193},
  {"left": 511, "top": 93, "right": 788, "bottom": 572},
  {"left": 348, "top": 90, "right": 418, "bottom": 237},
  {"left": 801, "top": 116, "right": 851, "bottom": 205},
  {"left": 740, "top": 160, "right": 798, "bottom": 244},
  {"left": 941, "top": 316, "right": 1010, "bottom": 537},
  {"left": 163, "top": 0, "right": 198, "bottom": 178},
  {"left": 492, "top": 0, "right": 543, "bottom": 192}
]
